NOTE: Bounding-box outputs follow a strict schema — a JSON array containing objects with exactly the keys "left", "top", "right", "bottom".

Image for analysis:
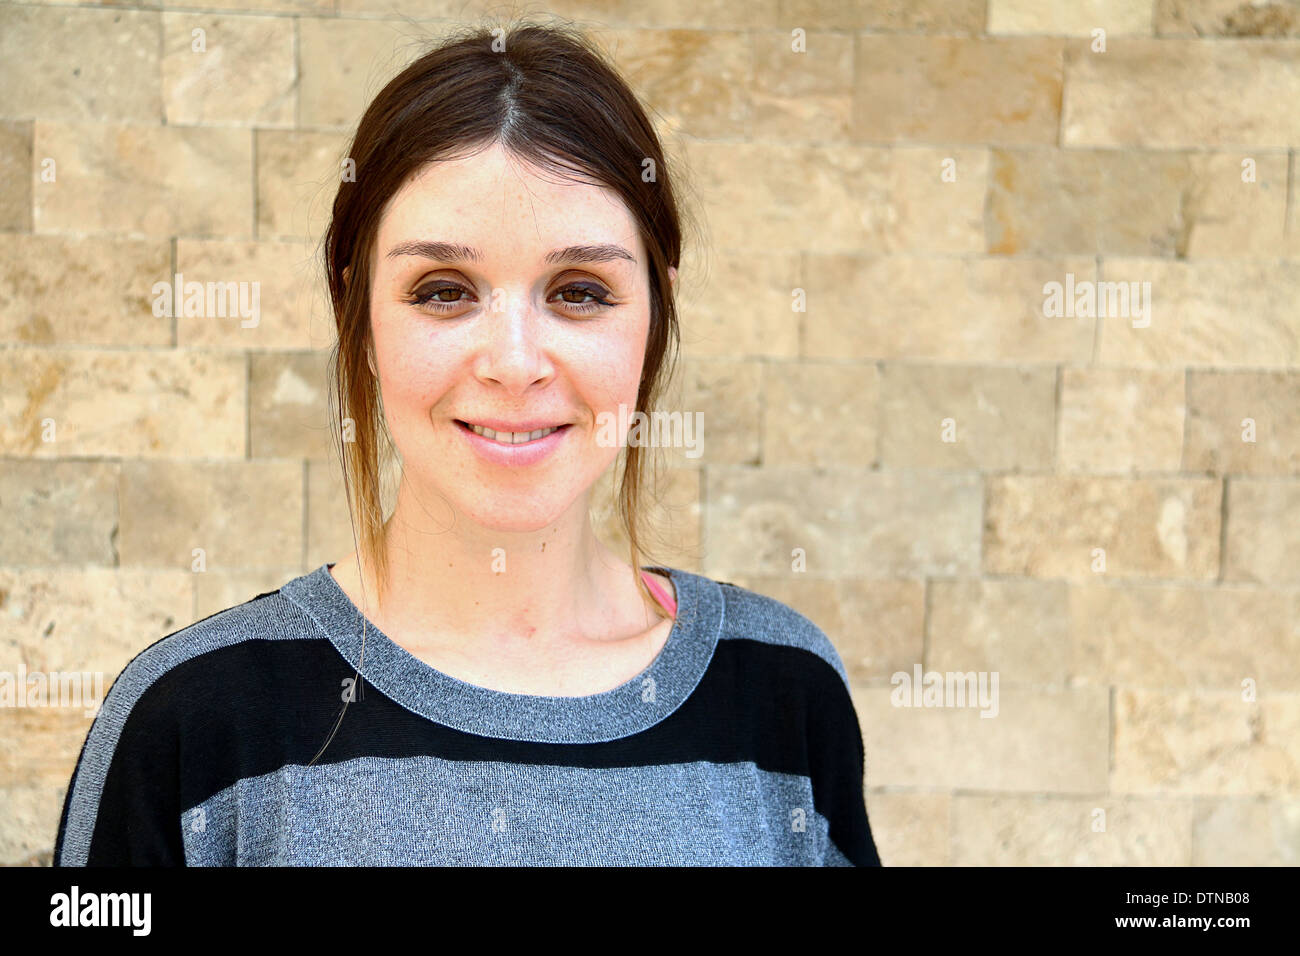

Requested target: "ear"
[{"left": 668, "top": 265, "right": 678, "bottom": 293}]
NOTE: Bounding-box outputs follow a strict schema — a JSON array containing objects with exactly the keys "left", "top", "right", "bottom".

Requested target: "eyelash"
[{"left": 408, "top": 281, "right": 615, "bottom": 316}]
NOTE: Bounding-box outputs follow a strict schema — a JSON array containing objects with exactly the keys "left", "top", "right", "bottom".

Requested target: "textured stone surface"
[
  {"left": 986, "top": 475, "right": 1222, "bottom": 580},
  {"left": 0, "top": 234, "right": 171, "bottom": 345},
  {"left": 0, "top": 350, "right": 245, "bottom": 458},
  {"left": 1063, "top": 39, "right": 1300, "bottom": 147},
  {"left": 951, "top": 795, "right": 1193, "bottom": 865},
  {"left": 1113, "top": 689, "right": 1300, "bottom": 795},
  {"left": 852, "top": 684, "right": 1110, "bottom": 792},
  {"left": 853, "top": 37, "right": 1063, "bottom": 145}
]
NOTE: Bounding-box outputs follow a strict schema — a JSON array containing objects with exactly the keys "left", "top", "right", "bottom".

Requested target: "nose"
[{"left": 471, "top": 288, "right": 555, "bottom": 393}]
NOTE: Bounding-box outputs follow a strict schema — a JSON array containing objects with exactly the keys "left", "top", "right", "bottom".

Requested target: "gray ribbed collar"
[{"left": 279, "top": 563, "right": 723, "bottom": 744}]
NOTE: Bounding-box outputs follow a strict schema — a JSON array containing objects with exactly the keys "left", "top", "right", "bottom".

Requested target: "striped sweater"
[{"left": 54, "top": 563, "right": 881, "bottom": 866}]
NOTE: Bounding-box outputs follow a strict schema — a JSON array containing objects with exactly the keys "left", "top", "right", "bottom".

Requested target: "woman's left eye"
[{"left": 408, "top": 282, "right": 614, "bottom": 315}]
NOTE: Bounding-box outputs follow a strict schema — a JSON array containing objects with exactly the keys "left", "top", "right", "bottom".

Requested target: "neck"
[{"left": 342, "top": 476, "right": 657, "bottom": 652}]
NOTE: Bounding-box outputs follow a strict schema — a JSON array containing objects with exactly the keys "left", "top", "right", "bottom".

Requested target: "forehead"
[{"left": 375, "top": 144, "right": 642, "bottom": 260}]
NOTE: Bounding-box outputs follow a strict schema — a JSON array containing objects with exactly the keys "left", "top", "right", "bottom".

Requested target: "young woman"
[{"left": 54, "top": 19, "right": 881, "bottom": 866}]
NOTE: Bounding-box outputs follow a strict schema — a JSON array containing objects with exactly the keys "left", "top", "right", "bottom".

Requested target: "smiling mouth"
[{"left": 455, "top": 420, "right": 571, "bottom": 444}]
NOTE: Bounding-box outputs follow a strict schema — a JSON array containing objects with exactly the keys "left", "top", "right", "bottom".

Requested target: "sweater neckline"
[{"left": 279, "top": 562, "right": 723, "bottom": 744}]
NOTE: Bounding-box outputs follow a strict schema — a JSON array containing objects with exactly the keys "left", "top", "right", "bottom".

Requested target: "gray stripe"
[{"left": 183, "top": 754, "right": 835, "bottom": 866}]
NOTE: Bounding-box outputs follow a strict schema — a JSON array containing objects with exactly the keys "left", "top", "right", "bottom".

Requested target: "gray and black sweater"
[{"left": 54, "top": 563, "right": 882, "bottom": 866}]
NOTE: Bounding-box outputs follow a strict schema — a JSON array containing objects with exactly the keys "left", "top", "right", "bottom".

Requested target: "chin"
[{"left": 456, "top": 493, "right": 576, "bottom": 533}]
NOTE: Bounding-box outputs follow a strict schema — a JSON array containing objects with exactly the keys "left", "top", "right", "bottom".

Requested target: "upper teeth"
[{"left": 468, "top": 423, "right": 560, "bottom": 444}]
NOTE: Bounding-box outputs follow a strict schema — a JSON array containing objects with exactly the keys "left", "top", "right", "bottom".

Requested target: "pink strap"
[{"left": 640, "top": 570, "right": 677, "bottom": 617}]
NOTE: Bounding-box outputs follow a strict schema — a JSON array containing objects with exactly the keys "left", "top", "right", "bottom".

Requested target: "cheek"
[
  {"left": 575, "top": 336, "right": 647, "bottom": 413},
  {"left": 372, "top": 319, "right": 450, "bottom": 414}
]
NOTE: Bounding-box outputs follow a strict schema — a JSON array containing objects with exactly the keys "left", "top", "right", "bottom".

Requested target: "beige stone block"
[
  {"left": 706, "top": 467, "right": 982, "bottom": 576},
  {"left": 336, "top": 0, "right": 782, "bottom": 27},
  {"left": 987, "top": 150, "right": 1287, "bottom": 257},
  {"left": 1156, "top": 0, "right": 1300, "bottom": 36},
  {"left": 750, "top": 31, "right": 853, "bottom": 141},
  {"left": 33, "top": 122, "right": 253, "bottom": 239},
  {"left": 1192, "top": 797, "right": 1300, "bottom": 865},
  {"left": 851, "top": 684, "right": 1110, "bottom": 792},
  {"left": 0, "top": 234, "right": 171, "bottom": 346},
  {"left": 1186, "top": 371, "right": 1300, "bottom": 475},
  {"left": 803, "top": 256, "right": 1097, "bottom": 362},
  {"left": 679, "top": 358, "right": 760, "bottom": 465},
  {"left": 1071, "top": 583, "right": 1300, "bottom": 689},
  {"left": 163, "top": 14, "right": 296, "bottom": 127},
  {"left": 985, "top": 475, "right": 1222, "bottom": 580},
  {"left": 0, "top": 7, "right": 160, "bottom": 123},
  {"left": 0, "top": 350, "right": 244, "bottom": 459},
  {"left": 194, "top": 567, "right": 304, "bottom": 619},
  {"left": 952, "top": 795, "right": 1192, "bottom": 865},
  {"left": 0, "top": 707, "right": 92, "bottom": 787},
  {"left": 1223, "top": 478, "right": 1300, "bottom": 585},
  {"left": 256, "top": 129, "right": 349, "bottom": 243},
  {"left": 598, "top": 30, "right": 751, "bottom": 139},
  {"left": 929, "top": 578, "right": 1070, "bottom": 685},
  {"left": 250, "top": 349, "right": 336, "bottom": 460},
  {"left": 118, "top": 461, "right": 303, "bottom": 569},
  {"left": 0, "top": 569, "right": 192, "bottom": 680},
  {"left": 1183, "top": 152, "right": 1289, "bottom": 257},
  {"left": 1059, "top": 367, "right": 1185, "bottom": 474},
  {"left": 0, "top": 461, "right": 118, "bottom": 565},
  {"left": 1114, "top": 688, "right": 1300, "bottom": 795},
  {"left": 299, "top": 18, "right": 427, "bottom": 129},
  {"left": 720, "top": 575, "right": 924, "bottom": 683},
  {"left": 590, "top": 464, "right": 703, "bottom": 574},
  {"left": 675, "top": 248, "right": 800, "bottom": 359},
  {"left": 169, "top": 0, "right": 331, "bottom": 15},
  {"left": 763, "top": 361, "right": 877, "bottom": 467},
  {"left": 1063, "top": 38, "right": 1300, "bottom": 147},
  {"left": 1097, "top": 259, "right": 1300, "bottom": 367},
  {"left": 0, "top": 121, "right": 32, "bottom": 231},
  {"left": 0, "top": 785, "right": 63, "bottom": 866},
  {"left": 1288, "top": 169, "right": 1300, "bottom": 258},
  {"left": 782, "top": 0, "right": 986, "bottom": 30},
  {"left": 989, "top": 0, "right": 1155, "bottom": 34},
  {"left": 879, "top": 363, "right": 1055, "bottom": 470},
  {"left": 682, "top": 141, "right": 987, "bottom": 254},
  {"left": 863, "top": 790, "right": 949, "bottom": 866},
  {"left": 853, "top": 37, "right": 1062, "bottom": 145},
  {"left": 174, "top": 239, "right": 331, "bottom": 350}
]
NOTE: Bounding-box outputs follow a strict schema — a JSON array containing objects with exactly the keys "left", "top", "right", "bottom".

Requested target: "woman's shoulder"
[
  {"left": 691, "top": 573, "right": 852, "bottom": 693},
  {"left": 97, "top": 574, "right": 317, "bottom": 723}
]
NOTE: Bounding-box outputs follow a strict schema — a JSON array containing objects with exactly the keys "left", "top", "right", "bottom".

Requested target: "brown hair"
[{"left": 321, "top": 16, "right": 697, "bottom": 620}]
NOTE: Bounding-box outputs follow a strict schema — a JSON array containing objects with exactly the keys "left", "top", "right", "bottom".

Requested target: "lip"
[{"left": 455, "top": 419, "right": 573, "bottom": 467}]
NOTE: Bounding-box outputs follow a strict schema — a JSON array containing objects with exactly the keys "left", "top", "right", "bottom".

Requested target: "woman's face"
[{"left": 367, "top": 142, "right": 672, "bottom": 533}]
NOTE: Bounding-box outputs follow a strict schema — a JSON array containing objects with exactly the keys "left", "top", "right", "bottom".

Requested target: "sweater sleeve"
[
  {"left": 808, "top": 666, "right": 882, "bottom": 866},
  {"left": 54, "top": 662, "right": 187, "bottom": 867}
]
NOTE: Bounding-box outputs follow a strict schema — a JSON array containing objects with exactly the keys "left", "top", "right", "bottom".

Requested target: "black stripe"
[{"left": 82, "top": 633, "right": 878, "bottom": 865}]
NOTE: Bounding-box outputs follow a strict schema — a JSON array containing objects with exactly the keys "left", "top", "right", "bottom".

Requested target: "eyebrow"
[{"left": 384, "top": 240, "right": 636, "bottom": 266}]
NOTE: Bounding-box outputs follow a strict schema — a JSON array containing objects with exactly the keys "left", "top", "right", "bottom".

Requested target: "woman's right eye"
[{"left": 409, "top": 282, "right": 474, "bottom": 312}]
